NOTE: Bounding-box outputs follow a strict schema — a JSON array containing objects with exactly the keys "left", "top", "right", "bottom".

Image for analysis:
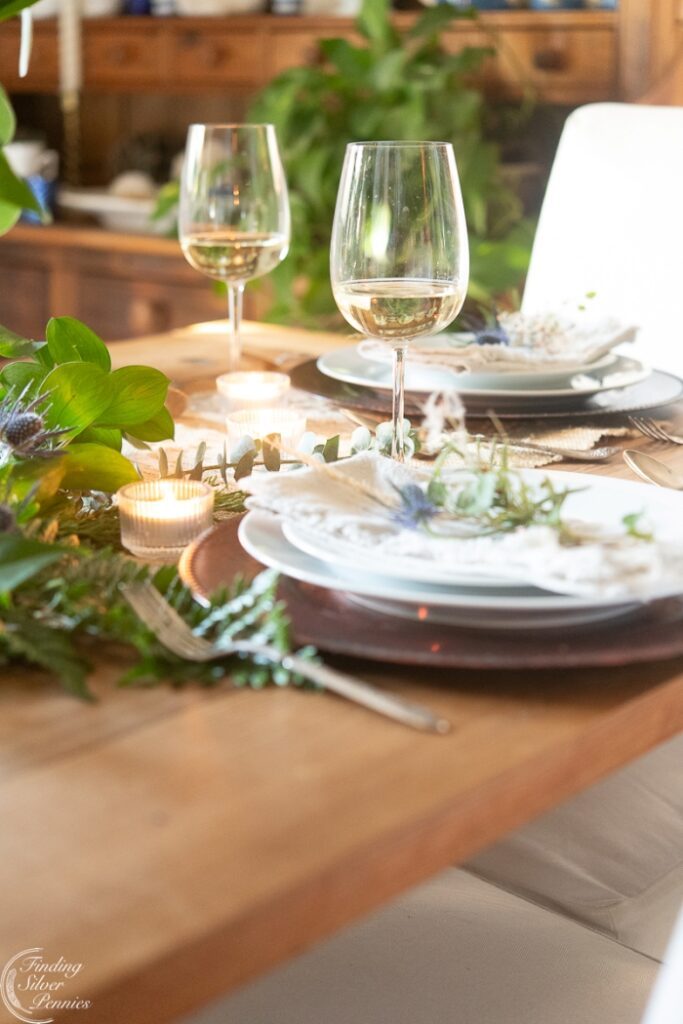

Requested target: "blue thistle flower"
[
  {"left": 474, "top": 319, "right": 510, "bottom": 347},
  {"left": 391, "top": 484, "right": 438, "bottom": 530},
  {"left": 461, "top": 309, "right": 511, "bottom": 347}
]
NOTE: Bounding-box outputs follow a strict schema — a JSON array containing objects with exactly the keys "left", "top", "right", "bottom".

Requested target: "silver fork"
[
  {"left": 629, "top": 416, "right": 683, "bottom": 445},
  {"left": 121, "top": 581, "right": 450, "bottom": 735},
  {"left": 469, "top": 435, "right": 619, "bottom": 463}
]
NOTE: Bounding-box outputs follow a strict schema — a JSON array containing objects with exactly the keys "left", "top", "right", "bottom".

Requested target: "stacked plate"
[
  {"left": 314, "top": 335, "right": 683, "bottom": 417},
  {"left": 238, "top": 470, "right": 683, "bottom": 632}
]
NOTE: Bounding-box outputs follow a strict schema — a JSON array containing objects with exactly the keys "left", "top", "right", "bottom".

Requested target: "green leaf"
[
  {"left": 78, "top": 426, "right": 123, "bottom": 451},
  {"left": 59, "top": 444, "right": 139, "bottom": 493},
  {"left": 0, "top": 150, "right": 43, "bottom": 217},
  {"left": 1, "top": 613, "right": 92, "bottom": 700},
  {"left": 0, "top": 533, "right": 64, "bottom": 592},
  {"left": 0, "top": 360, "right": 43, "bottom": 394},
  {"left": 33, "top": 342, "right": 55, "bottom": 371},
  {"left": 125, "top": 405, "right": 174, "bottom": 443},
  {"left": 151, "top": 180, "right": 180, "bottom": 222},
  {"left": 0, "top": 0, "right": 43, "bottom": 22},
  {"left": 356, "top": 0, "right": 396, "bottom": 50},
  {"left": 409, "top": 4, "right": 474, "bottom": 40},
  {"left": 262, "top": 434, "right": 282, "bottom": 472},
  {"left": 322, "top": 435, "right": 340, "bottom": 462},
  {"left": 0, "top": 87, "right": 16, "bottom": 146},
  {"left": 0, "top": 200, "right": 21, "bottom": 235},
  {"left": 41, "top": 362, "right": 111, "bottom": 435},
  {"left": 96, "top": 366, "right": 169, "bottom": 428},
  {"left": 46, "top": 316, "right": 111, "bottom": 371},
  {"left": 234, "top": 450, "right": 256, "bottom": 481},
  {"left": 9, "top": 455, "right": 66, "bottom": 505}
]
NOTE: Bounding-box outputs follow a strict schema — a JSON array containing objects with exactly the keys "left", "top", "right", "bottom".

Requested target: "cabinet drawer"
[
  {"left": 85, "top": 27, "right": 165, "bottom": 88},
  {"left": 170, "top": 29, "right": 264, "bottom": 87},
  {"left": 503, "top": 27, "right": 616, "bottom": 104},
  {"left": 442, "top": 26, "right": 616, "bottom": 104}
]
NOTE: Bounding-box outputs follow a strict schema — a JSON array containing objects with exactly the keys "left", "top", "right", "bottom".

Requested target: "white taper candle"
[{"left": 58, "top": 0, "right": 83, "bottom": 96}]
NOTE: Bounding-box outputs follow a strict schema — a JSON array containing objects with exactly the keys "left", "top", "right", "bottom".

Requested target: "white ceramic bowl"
[
  {"left": 32, "top": 0, "right": 122, "bottom": 16},
  {"left": 175, "top": 0, "right": 264, "bottom": 13}
]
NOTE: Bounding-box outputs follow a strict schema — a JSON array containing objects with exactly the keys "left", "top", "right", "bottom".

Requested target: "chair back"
[
  {"left": 642, "top": 906, "right": 683, "bottom": 1024},
  {"left": 522, "top": 103, "right": 683, "bottom": 375}
]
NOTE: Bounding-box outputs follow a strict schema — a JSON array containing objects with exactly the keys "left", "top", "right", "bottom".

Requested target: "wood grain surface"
[{"left": 1, "top": 321, "right": 682, "bottom": 1024}]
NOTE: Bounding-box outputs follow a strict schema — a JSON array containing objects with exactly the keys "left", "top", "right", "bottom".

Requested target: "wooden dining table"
[{"left": 1, "top": 320, "right": 682, "bottom": 1024}]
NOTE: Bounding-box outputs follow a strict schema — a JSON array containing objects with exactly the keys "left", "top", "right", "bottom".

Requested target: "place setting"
[{"left": 173, "top": 137, "right": 683, "bottom": 681}]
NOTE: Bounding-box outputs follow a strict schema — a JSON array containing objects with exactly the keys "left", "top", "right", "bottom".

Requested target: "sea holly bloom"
[
  {"left": 0, "top": 388, "right": 69, "bottom": 459},
  {"left": 391, "top": 484, "right": 439, "bottom": 531}
]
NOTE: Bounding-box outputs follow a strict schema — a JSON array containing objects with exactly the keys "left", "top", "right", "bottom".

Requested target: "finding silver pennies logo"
[{"left": 1, "top": 949, "right": 91, "bottom": 1023}]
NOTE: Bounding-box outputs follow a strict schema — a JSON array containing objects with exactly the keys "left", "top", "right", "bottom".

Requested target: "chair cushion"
[
  {"left": 184, "top": 869, "right": 657, "bottom": 1024},
  {"left": 466, "top": 734, "right": 683, "bottom": 960}
]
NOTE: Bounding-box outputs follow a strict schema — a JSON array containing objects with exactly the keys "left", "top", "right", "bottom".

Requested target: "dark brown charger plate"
[
  {"left": 179, "top": 517, "right": 683, "bottom": 671},
  {"left": 290, "top": 359, "right": 683, "bottom": 421}
]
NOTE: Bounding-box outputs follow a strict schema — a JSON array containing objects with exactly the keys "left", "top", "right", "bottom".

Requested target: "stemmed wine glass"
[
  {"left": 331, "top": 142, "right": 468, "bottom": 460},
  {"left": 179, "top": 124, "right": 290, "bottom": 371}
]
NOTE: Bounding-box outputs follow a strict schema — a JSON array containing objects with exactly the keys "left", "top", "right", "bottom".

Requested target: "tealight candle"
[
  {"left": 226, "top": 408, "right": 307, "bottom": 452},
  {"left": 118, "top": 479, "right": 214, "bottom": 562},
  {"left": 216, "top": 372, "right": 290, "bottom": 411}
]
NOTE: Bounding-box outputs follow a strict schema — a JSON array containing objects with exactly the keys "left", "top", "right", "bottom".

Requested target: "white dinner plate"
[
  {"left": 238, "top": 512, "right": 647, "bottom": 630},
  {"left": 317, "top": 345, "right": 648, "bottom": 399}
]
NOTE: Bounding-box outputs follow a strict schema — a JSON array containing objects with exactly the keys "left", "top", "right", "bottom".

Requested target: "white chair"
[
  {"left": 465, "top": 104, "right": 683, "bottom": 965},
  {"left": 466, "top": 731, "right": 683, "bottom": 961},
  {"left": 521, "top": 102, "right": 683, "bottom": 376},
  {"left": 182, "top": 869, "right": 660, "bottom": 1024},
  {"left": 642, "top": 905, "right": 683, "bottom": 1024}
]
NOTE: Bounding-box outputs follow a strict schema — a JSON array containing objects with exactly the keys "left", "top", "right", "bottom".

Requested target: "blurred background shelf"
[
  {"left": 0, "top": 12, "right": 618, "bottom": 102},
  {"left": 0, "top": 223, "right": 230, "bottom": 340},
  {"left": 1, "top": 1, "right": 679, "bottom": 341}
]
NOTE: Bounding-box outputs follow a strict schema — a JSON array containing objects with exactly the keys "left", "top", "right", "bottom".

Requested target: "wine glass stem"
[
  {"left": 227, "top": 282, "right": 244, "bottom": 371},
  {"left": 392, "top": 343, "right": 407, "bottom": 462}
]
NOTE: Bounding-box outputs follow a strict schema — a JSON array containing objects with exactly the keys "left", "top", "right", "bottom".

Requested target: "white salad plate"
[
  {"left": 281, "top": 519, "right": 515, "bottom": 589},
  {"left": 278, "top": 469, "right": 682, "bottom": 593},
  {"left": 357, "top": 333, "right": 618, "bottom": 383},
  {"left": 317, "top": 344, "right": 647, "bottom": 399}
]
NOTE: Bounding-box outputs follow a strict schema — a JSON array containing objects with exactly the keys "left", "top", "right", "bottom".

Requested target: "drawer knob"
[
  {"left": 533, "top": 48, "right": 567, "bottom": 72},
  {"left": 109, "top": 43, "right": 133, "bottom": 65},
  {"left": 206, "top": 43, "right": 228, "bottom": 68}
]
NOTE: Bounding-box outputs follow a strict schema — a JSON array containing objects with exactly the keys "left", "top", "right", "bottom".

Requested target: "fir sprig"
[{"left": 2, "top": 543, "right": 298, "bottom": 697}]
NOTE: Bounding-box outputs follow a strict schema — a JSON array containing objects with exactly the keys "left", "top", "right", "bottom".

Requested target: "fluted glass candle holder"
[
  {"left": 226, "top": 408, "right": 307, "bottom": 452},
  {"left": 118, "top": 479, "right": 214, "bottom": 562},
  {"left": 216, "top": 371, "right": 290, "bottom": 411}
]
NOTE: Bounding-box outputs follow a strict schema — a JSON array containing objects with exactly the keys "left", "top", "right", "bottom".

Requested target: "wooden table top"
[{"left": 1, "top": 322, "right": 682, "bottom": 1024}]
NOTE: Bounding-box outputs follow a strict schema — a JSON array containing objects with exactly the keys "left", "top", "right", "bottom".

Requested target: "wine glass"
[
  {"left": 331, "top": 142, "right": 468, "bottom": 461},
  {"left": 179, "top": 124, "right": 290, "bottom": 371}
]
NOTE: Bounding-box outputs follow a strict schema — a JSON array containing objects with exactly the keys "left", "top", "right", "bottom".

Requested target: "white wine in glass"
[
  {"left": 331, "top": 142, "right": 468, "bottom": 460},
  {"left": 180, "top": 124, "right": 290, "bottom": 371}
]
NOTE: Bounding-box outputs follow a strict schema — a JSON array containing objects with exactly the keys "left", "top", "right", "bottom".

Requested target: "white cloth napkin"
[
  {"left": 243, "top": 452, "right": 683, "bottom": 600},
  {"left": 359, "top": 312, "right": 638, "bottom": 374}
]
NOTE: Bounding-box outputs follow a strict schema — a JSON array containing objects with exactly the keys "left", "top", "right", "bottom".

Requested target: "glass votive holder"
[
  {"left": 118, "top": 479, "right": 214, "bottom": 562},
  {"left": 226, "top": 408, "right": 307, "bottom": 452},
  {"left": 216, "top": 371, "right": 290, "bottom": 412}
]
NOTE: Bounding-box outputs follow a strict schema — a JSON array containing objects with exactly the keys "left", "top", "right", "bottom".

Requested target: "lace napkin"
[
  {"left": 359, "top": 312, "right": 638, "bottom": 374},
  {"left": 243, "top": 452, "right": 682, "bottom": 600}
]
